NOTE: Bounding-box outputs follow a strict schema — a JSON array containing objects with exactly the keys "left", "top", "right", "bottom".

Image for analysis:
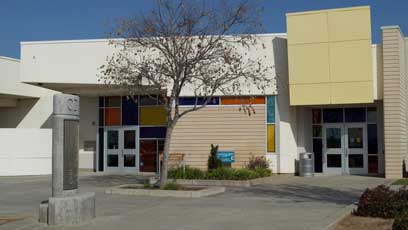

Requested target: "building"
[{"left": 0, "top": 6, "right": 407, "bottom": 178}]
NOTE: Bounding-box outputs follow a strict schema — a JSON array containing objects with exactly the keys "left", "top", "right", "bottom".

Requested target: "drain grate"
[{"left": 0, "top": 216, "right": 26, "bottom": 225}]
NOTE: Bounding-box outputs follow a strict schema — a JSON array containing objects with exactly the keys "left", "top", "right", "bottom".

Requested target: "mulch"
[{"left": 336, "top": 214, "right": 393, "bottom": 230}]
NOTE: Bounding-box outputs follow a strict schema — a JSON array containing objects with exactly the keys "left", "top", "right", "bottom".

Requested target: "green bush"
[
  {"left": 207, "top": 167, "right": 235, "bottom": 180},
  {"left": 252, "top": 168, "right": 272, "bottom": 178},
  {"left": 168, "top": 165, "right": 272, "bottom": 181},
  {"left": 168, "top": 166, "right": 206, "bottom": 179}
]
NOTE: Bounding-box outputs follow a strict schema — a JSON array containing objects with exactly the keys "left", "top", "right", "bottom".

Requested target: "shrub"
[
  {"left": 208, "top": 144, "right": 222, "bottom": 171},
  {"left": 393, "top": 210, "right": 408, "bottom": 230},
  {"left": 168, "top": 166, "right": 272, "bottom": 181},
  {"left": 247, "top": 156, "right": 269, "bottom": 170},
  {"left": 353, "top": 185, "right": 408, "bottom": 219},
  {"left": 207, "top": 167, "right": 235, "bottom": 180},
  {"left": 252, "top": 168, "right": 272, "bottom": 178},
  {"left": 168, "top": 166, "right": 206, "bottom": 179},
  {"left": 162, "top": 182, "right": 184, "bottom": 190}
]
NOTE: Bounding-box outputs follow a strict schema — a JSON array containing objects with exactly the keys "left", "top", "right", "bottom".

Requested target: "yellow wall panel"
[
  {"left": 290, "top": 84, "right": 331, "bottom": 105},
  {"left": 286, "top": 12, "right": 328, "bottom": 45},
  {"left": 267, "top": 124, "right": 275, "bottom": 152},
  {"left": 331, "top": 81, "right": 373, "bottom": 104},
  {"left": 286, "top": 6, "right": 374, "bottom": 105},
  {"left": 329, "top": 40, "right": 373, "bottom": 83},
  {"left": 328, "top": 8, "right": 371, "bottom": 42},
  {"left": 140, "top": 107, "right": 167, "bottom": 125},
  {"left": 288, "top": 43, "right": 330, "bottom": 84}
]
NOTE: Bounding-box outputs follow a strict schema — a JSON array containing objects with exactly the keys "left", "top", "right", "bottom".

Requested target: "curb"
[
  {"left": 175, "top": 176, "right": 278, "bottom": 187},
  {"left": 105, "top": 184, "right": 226, "bottom": 198},
  {"left": 323, "top": 204, "right": 356, "bottom": 230}
]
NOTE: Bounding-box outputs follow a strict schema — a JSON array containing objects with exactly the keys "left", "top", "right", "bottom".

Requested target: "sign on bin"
[{"left": 217, "top": 151, "right": 235, "bottom": 163}]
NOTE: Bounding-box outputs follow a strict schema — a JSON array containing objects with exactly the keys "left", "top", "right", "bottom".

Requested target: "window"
[
  {"left": 266, "top": 96, "right": 275, "bottom": 153},
  {"left": 327, "top": 155, "right": 342, "bottom": 167},
  {"left": 345, "top": 108, "right": 366, "bottom": 122},
  {"left": 323, "top": 108, "right": 343, "bottom": 123},
  {"left": 326, "top": 128, "right": 341, "bottom": 148}
]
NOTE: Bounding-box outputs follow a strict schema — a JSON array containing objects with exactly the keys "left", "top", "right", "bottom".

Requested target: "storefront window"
[
  {"left": 345, "top": 108, "right": 366, "bottom": 122},
  {"left": 323, "top": 108, "right": 343, "bottom": 123}
]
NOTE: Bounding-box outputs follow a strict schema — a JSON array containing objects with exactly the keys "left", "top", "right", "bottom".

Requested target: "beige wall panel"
[
  {"left": 288, "top": 43, "right": 330, "bottom": 84},
  {"left": 287, "top": 12, "right": 328, "bottom": 45},
  {"left": 329, "top": 40, "right": 373, "bottom": 83},
  {"left": 328, "top": 8, "right": 371, "bottom": 42},
  {"left": 331, "top": 81, "right": 373, "bottom": 104},
  {"left": 286, "top": 6, "right": 374, "bottom": 106},
  {"left": 169, "top": 106, "right": 266, "bottom": 169},
  {"left": 289, "top": 84, "right": 331, "bottom": 105}
]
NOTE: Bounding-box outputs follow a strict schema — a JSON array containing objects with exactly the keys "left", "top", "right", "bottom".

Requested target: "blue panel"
[
  {"left": 267, "top": 96, "right": 275, "bottom": 123},
  {"left": 140, "top": 127, "right": 167, "bottom": 138},
  {"left": 217, "top": 151, "right": 235, "bottom": 163},
  {"left": 122, "top": 97, "right": 138, "bottom": 125},
  {"left": 179, "top": 97, "right": 219, "bottom": 106}
]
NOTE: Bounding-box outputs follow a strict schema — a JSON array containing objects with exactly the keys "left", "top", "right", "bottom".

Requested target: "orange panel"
[
  {"left": 105, "top": 108, "right": 120, "bottom": 126},
  {"left": 221, "top": 96, "right": 265, "bottom": 105}
]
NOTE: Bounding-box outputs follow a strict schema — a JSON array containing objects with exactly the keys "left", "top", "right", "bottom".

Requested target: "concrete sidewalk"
[{"left": 0, "top": 174, "right": 389, "bottom": 230}]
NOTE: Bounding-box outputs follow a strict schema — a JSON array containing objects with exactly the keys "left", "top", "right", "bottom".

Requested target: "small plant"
[
  {"left": 208, "top": 144, "right": 222, "bottom": 171},
  {"left": 246, "top": 156, "right": 269, "bottom": 170},
  {"left": 162, "top": 182, "right": 184, "bottom": 190}
]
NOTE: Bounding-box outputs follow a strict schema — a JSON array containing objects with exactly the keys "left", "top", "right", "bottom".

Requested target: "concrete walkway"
[{"left": 0, "top": 174, "right": 390, "bottom": 230}]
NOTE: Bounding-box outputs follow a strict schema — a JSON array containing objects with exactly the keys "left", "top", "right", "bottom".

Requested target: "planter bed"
[
  {"left": 105, "top": 184, "right": 226, "bottom": 198},
  {"left": 336, "top": 214, "right": 393, "bottom": 230},
  {"left": 175, "top": 176, "right": 275, "bottom": 187}
]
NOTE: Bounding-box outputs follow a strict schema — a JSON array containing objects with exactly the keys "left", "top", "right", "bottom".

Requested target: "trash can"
[{"left": 299, "top": 152, "right": 314, "bottom": 177}]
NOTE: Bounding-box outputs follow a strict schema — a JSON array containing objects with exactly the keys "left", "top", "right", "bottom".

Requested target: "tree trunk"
[{"left": 160, "top": 125, "right": 174, "bottom": 186}]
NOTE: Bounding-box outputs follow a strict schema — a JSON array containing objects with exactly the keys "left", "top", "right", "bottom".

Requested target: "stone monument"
[{"left": 39, "top": 94, "right": 96, "bottom": 225}]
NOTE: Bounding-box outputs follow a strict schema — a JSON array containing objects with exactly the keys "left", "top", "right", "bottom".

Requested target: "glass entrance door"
[
  {"left": 345, "top": 124, "right": 367, "bottom": 175},
  {"left": 104, "top": 126, "right": 139, "bottom": 172},
  {"left": 323, "top": 125, "right": 344, "bottom": 174}
]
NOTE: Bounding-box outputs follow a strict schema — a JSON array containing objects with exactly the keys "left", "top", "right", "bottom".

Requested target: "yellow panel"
[
  {"left": 290, "top": 84, "right": 331, "bottom": 105},
  {"left": 328, "top": 8, "right": 371, "bottom": 42},
  {"left": 267, "top": 124, "right": 275, "bottom": 153},
  {"left": 140, "top": 107, "right": 167, "bottom": 125},
  {"left": 329, "top": 40, "right": 373, "bottom": 83},
  {"left": 288, "top": 43, "right": 330, "bottom": 84},
  {"left": 331, "top": 81, "right": 373, "bottom": 104},
  {"left": 286, "top": 12, "right": 328, "bottom": 45}
]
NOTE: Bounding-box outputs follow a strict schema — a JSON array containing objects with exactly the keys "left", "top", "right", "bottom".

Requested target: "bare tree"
[{"left": 100, "top": 0, "right": 273, "bottom": 186}]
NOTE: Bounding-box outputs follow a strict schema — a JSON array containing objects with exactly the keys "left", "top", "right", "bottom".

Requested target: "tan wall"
[
  {"left": 382, "top": 26, "right": 407, "bottom": 179},
  {"left": 169, "top": 106, "right": 266, "bottom": 170},
  {"left": 286, "top": 6, "right": 374, "bottom": 105}
]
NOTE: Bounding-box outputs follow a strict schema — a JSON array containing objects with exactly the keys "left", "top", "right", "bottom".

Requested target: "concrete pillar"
[{"left": 39, "top": 94, "right": 96, "bottom": 225}]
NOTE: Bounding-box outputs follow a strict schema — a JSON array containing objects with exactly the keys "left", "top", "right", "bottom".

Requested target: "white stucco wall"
[
  {"left": 0, "top": 129, "right": 52, "bottom": 175},
  {"left": 0, "top": 56, "right": 57, "bottom": 128},
  {"left": 0, "top": 56, "right": 51, "bottom": 99},
  {"left": 78, "top": 97, "right": 98, "bottom": 169},
  {"left": 20, "top": 34, "right": 286, "bottom": 96}
]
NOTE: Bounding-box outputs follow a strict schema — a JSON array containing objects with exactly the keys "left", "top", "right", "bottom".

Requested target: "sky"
[{"left": 1, "top": 0, "right": 408, "bottom": 59}]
